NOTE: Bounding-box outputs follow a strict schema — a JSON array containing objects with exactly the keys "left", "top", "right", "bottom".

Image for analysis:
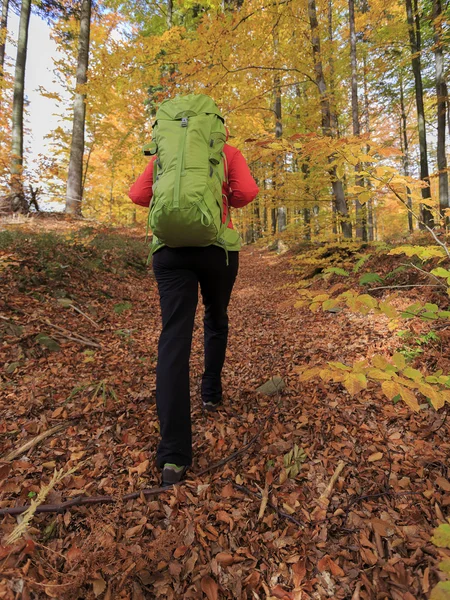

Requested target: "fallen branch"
[
  {"left": 70, "top": 305, "right": 99, "bottom": 328},
  {"left": 0, "top": 387, "right": 283, "bottom": 517},
  {"left": 319, "top": 460, "right": 346, "bottom": 504},
  {"left": 233, "top": 483, "right": 303, "bottom": 528},
  {"left": 311, "top": 460, "right": 346, "bottom": 520},
  {"left": 2, "top": 422, "right": 75, "bottom": 463},
  {"left": 45, "top": 320, "right": 101, "bottom": 349},
  {"left": 369, "top": 284, "right": 443, "bottom": 291}
]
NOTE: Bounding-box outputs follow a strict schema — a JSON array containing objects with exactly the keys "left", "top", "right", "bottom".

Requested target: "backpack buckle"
[{"left": 181, "top": 117, "right": 188, "bottom": 127}]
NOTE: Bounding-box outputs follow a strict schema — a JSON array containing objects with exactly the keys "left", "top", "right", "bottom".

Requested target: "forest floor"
[{"left": 1, "top": 218, "right": 450, "bottom": 600}]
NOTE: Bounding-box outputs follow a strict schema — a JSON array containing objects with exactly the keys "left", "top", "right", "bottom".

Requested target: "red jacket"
[{"left": 128, "top": 144, "right": 258, "bottom": 229}]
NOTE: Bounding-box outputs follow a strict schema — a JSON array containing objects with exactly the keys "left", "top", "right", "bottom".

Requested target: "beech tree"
[
  {"left": 9, "top": 0, "right": 31, "bottom": 212},
  {"left": 65, "top": 0, "right": 92, "bottom": 216}
]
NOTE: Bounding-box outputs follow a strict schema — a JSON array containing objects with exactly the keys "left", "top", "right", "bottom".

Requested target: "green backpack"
[{"left": 144, "top": 94, "right": 230, "bottom": 256}]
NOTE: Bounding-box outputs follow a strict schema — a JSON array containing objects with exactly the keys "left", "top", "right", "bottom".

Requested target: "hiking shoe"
[
  {"left": 161, "top": 463, "right": 188, "bottom": 487},
  {"left": 202, "top": 399, "right": 223, "bottom": 413}
]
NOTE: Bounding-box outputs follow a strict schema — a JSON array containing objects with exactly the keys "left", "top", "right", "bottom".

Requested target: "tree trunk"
[
  {"left": 349, "top": 0, "right": 366, "bottom": 240},
  {"left": 362, "top": 52, "right": 374, "bottom": 240},
  {"left": 405, "top": 0, "right": 433, "bottom": 227},
  {"left": 308, "top": 0, "right": 352, "bottom": 239},
  {"left": 433, "top": 0, "right": 449, "bottom": 221},
  {"left": 399, "top": 74, "right": 414, "bottom": 233},
  {"left": 272, "top": 24, "right": 282, "bottom": 234},
  {"left": 167, "top": 0, "right": 173, "bottom": 28},
  {"left": 0, "top": 0, "right": 9, "bottom": 78},
  {"left": 10, "top": 0, "right": 31, "bottom": 212},
  {"left": 327, "top": 0, "right": 338, "bottom": 134},
  {"left": 65, "top": 0, "right": 92, "bottom": 216}
]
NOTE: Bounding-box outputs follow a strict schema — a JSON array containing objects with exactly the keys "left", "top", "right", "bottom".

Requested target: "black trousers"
[{"left": 152, "top": 245, "right": 239, "bottom": 468}]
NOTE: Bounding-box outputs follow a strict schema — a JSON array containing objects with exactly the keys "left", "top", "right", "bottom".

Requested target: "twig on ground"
[
  {"left": 233, "top": 483, "right": 303, "bottom": 528},
  {"left": 401, "top": 262, "right": 447, "bottom": 287},
  {"left": 257, "top": 480, "right": 270, "bottom": 520},
  {"left": 2, "top": 422, "right": 75, "bottom": 463},
  {"left": 70, "top": 305, "right": 100, "bottom": 328},
  {"left": 318, "top": 460, "right": 346, "bottom": 505},
  {"left": 369, "top": 284, "right": 443, "bottom": 291},
  {"left": 45, "top": 320, "right": 101, "bottom": 349}
]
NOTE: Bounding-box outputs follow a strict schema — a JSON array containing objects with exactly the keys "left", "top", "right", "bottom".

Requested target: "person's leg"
[
  {"left": 198, "top": 247, "right": 239, "bottom": 406},
  {"left": 152, "top": 248, "right": 199, "bottom": 468}
]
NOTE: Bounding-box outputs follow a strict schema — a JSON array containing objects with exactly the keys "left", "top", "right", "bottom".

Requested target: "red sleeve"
[
  {"left": 128, "top": 156, "right": 156, "bottom": 208},
  {"left": 226, "top": 147, "right": 259, "bottom": 209}
]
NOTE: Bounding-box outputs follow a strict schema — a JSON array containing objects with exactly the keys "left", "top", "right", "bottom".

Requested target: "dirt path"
[{"left": 1, "top": 241, "right": 448, "bottom": 599}]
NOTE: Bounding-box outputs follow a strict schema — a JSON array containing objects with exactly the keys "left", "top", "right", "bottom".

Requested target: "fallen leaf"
[
  {"left": 92, "top": 578, "right": 107, "bottom": 598},
  {"left": 271, "top": 584, "right": 294, "bottom": 599},
  {"left": 215, "top": 552, "right": 235, "bottom": 566},
  {"left": 436, "top": 477, "right": 450, "bottom": 492},
  {"left": 368, "top": 452, "right": 383, "bottom": 462},
  {"left": 201, "top": 575, "right": 219, "bottom": 600}
]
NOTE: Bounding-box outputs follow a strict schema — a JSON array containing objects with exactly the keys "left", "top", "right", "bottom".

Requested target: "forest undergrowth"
[{"left": 1, "top": 220, "right": 450, "bottom": 599}]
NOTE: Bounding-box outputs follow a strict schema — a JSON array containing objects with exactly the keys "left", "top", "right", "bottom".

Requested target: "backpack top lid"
[{"left": 154, "top": 94, "right": 224, "bottom": 124}]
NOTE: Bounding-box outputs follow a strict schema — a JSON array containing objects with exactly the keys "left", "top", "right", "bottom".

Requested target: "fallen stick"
[
  {"left": 71, "top": 305, "right": 100, "bottom": 328},
  {"left": 257, "top": 480, "right": 270, "bottom": 520},
  {"left": 2, "top": 422, "right": 74, "bottom": 463},
  {"left": 44, "top": 321, "right": 101, "bottom": 349},
  {"left": 0, "top": 382, "right": 284, "bottom": 516},
  {"left": 318, "top": 460, "right": 345, "bottom": 505},
  {"left": 234, "top": 483, "right": 303, "bottom": 528}
]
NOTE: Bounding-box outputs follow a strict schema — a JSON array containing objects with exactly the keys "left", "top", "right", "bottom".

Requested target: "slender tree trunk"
[
  {"left": 327, "top": 0, "right": 338, "bottom": 134},
  {"left": 362, "top": 52, "right": 374, "bottom": 240},
  {"left": 65, "top": 0, "right": 92, "bottom": 216},
  {"left": 0, "top": 0, "right": 9, "bottom": 78},
  {"left": 167, "top": 0, "right": 173, "bottom": 28},
  {"left": 405, "top": 0, "right": 433, "bottom": 227},
  {"left": 308, "top": 0, "right": 352, "bottom": 239},
  {"left": 10, "top": 0, "right": 31, "bottom": 212},
  {"left": 349, "top": 0, "right": 367, "bottom": 240},
  {"left": 433, "top": 0, "right": 449, "bottom": 221},
  {"left": 399, "top": 74, "right": 414, "bottom": 233},
  {"left": 272, "top": 23, "right": 282, "bottom": 235}
]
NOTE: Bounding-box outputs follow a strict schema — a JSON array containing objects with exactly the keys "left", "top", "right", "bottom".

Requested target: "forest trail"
[{"left": 1, "top": 232, "right": 448, "bottom": 599}]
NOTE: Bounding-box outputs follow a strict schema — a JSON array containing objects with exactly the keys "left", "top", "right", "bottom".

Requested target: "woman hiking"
[{"left": 129, "top": 94, "right": 258, "bottom": 487}]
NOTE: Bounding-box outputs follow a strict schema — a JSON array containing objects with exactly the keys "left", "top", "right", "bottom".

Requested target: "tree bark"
[
  {"left": 405, "top": 0, "right": 433, "bottom": 227},
  {"left": 0, "top": 0, "right": 9, "bottom": 78},
  {"left": 308, "top": 0, "right": 352, "bottom": 239},
  {"left": 399, "top": 73, "right": 414, "bottom": 233},
  {"left": 65, "top": 0, "right": 92, "bottom": 216},
  {"left": 10, "top": 0, "right": 31, "bottom": 212},
  {"left": 433, "top": 0, "right": 449, "bottom": 221},
  {"left": 361, "top": 52, "right": 375, "bottom": 240},
  {"left": 167, "top": 0, "right": 173, "bottom": 28},
  {"left": 349, "top": 0, "right": 366, "bottom": 240},
  {"left": 272, "top": 23, "right": 282, "bottom": 235}
]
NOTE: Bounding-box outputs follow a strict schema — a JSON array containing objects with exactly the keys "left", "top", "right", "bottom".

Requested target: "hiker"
[{"left": 129, "top": 94, "right": 258, "bottom": 487}]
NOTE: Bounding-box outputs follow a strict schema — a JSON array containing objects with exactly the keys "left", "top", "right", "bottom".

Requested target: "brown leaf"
[
  {"left": 271, "top": 584, "right": 294, "bottom": 599},
  {"left": 92, "top": 578, "right": 107, "bottom": 598},
  {"left": 368, "top": 452, "right": 383, "bottom": 462},
  {"left": 216, "top": 552, "right": 235, "bottom": 566},
  {"left": 131, "top": 460, "right": 149, "bottom": 476},
  {"left": 292, "top": 558, "right": 306, "bottom": 586},
  {"left": 436, "top": 477, "right": 450, "bottom": 492},
  {"left": 201, "top": 575, "right": 219, "bottom": 600},
  {"left": 66, "top": 544, "right": 83, "bottom": 563},
  {"left": 317, "top": 555, "right": 344, "bottom": 577},
  {"left": 125, "top": 524, "right": 144, "bottom": 539},
  {"left": 221, "top": 483, "right": 235, "bottom": 498},
  {"left": 216, "top": 510, "right": 234, "bottom": 530},
  {"left": 0, "top": 463, "right": 12, "bottom": 481},
  {"left": 173, "top": 545, "right": 189, "bottom": 558}
]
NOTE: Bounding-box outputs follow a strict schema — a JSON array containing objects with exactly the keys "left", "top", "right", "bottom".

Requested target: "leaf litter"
[{"left": 0, "top": 226, "right": 449, "bottom": 598}]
